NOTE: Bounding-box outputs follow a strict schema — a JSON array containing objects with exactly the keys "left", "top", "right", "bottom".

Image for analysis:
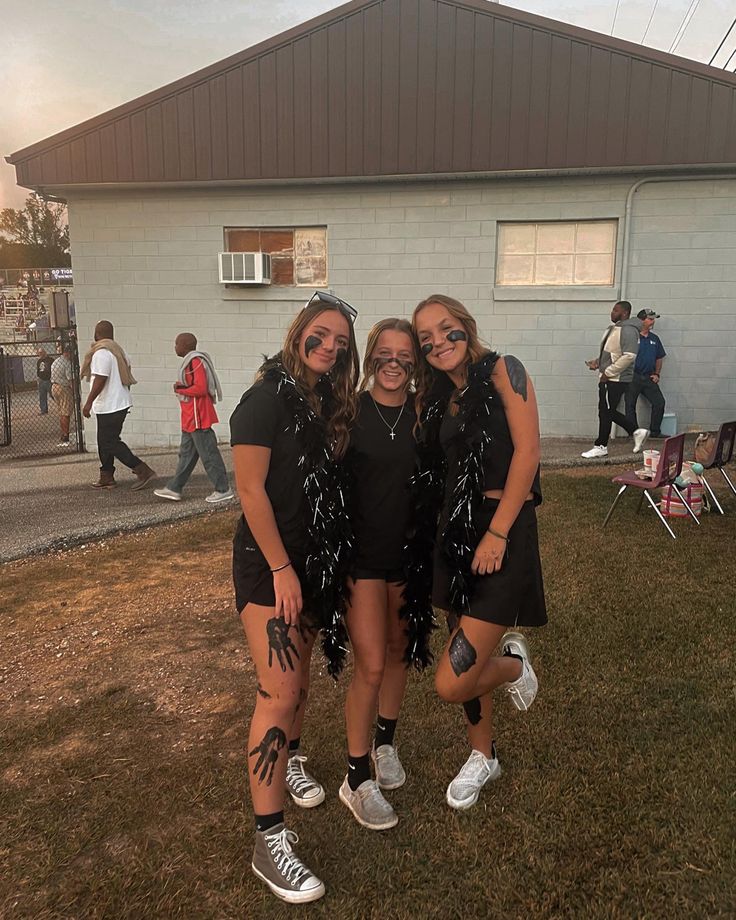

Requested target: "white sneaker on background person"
[
  {"left": 581, "top": 445, "right": 608, "bottom": 459},
  {"left": 632, "top": 429, "right": 650, "bottom": 453},
  {"left": 153, "top": 487, "right": 182, "bottom": 502},
  {"left": 205, "top": 489, "right": 234, "bottom": 503},
  {"left": 446, "top": 748, "right": 501, "bottom": 810}
]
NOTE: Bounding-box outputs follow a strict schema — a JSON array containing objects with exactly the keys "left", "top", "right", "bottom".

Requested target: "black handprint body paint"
[
  {"left": 249, "top": 726, "right": 287, "bottom": 785},
  {"left": 449, "top": 627, "right": 477, "bottom": 677},
  {"left": 256, "top": 683, "right": 271, "bottom": 700},
  {"left": 505, "top": 355, "right": 528, "bottom": 401},
  {"left": 463, "top": 697, "right": 482, "bottom": 725},
  {"left": 267, "top": 617, "right": 300, "bottom": 672}
]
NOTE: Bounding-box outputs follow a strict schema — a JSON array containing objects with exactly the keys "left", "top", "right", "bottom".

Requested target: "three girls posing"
[{"left": 230, "top": 293, "right": 546, "bottom": 904}]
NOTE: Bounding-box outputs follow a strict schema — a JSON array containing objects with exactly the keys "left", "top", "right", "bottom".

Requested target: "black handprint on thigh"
[
  {"left": 249, "top": 726, "right": 287, "bottom": 785},
  {"left": 266, "top": 616, "right": 300, "bottom": 671}
]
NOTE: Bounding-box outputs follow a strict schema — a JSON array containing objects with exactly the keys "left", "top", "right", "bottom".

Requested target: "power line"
[
  {"left": 709, "top": 15, "right": 736, "bottom": 65},
  {"left": 669, "top": 0, "right": 701, "bottom": 54},
  {"left": 723, "top": 44, "right": 736, "bottom": 71},
  {"left": 642, "top": 0, "right": 660, "bottom": 44},
  {"left": 610, "top": 0, "right": 622, "bottom": 36}
]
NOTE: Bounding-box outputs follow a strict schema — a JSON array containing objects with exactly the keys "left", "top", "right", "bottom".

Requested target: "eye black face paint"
[
  {"left": 448, "top": 627, "right": 477, "bottom": 677},
  {"left": 505, "top": 355, "right": 528, "bottom": 401},
  {"left": 446, "top": 329, "right": 467, "bottom": 343},
  {"left": 304, "top": 335, "right": 321, "bottom": 357},
  {"left": 421, "top": 342, "right": 433, "bottom": 357},
  {"left": 463, "top": 697, "right": 482, "bottom": 726},
  {"left": 249, "top": 726, "right": 287, "bottom": 785},
  {"left": 373, "top": 356, "right": 414, "bottom": 375}
]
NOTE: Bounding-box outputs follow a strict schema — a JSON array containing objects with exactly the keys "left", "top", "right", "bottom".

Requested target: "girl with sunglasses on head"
[
  {"left": 338, "top": 318, "right": 433, "bottom": 831},
  {"left": 230, "top": 293, "right": 359, "bottom": 903},
  {"left": 412, "top": 294, "right": 547, "bottom": 811}
]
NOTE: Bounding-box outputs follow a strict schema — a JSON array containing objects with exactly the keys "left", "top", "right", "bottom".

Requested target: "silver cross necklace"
[{"left": 370, "top": 393, "right": 406, "bottom": 441}]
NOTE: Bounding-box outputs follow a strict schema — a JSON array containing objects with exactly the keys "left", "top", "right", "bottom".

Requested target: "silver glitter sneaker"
[
  {"left": 446, "top": 749, "right": 501, "bottom": 810},
  {"left": 372, "top": 744, "right": 406, "bottom": 790},
  {"left": 285, "top": 751, "right": 325, "bottom": 808},
  {"left": 339, "top": 777, "right": 399, "bottom": 830},
  {"left": 501, "top": 631, "right": 539, "bottom": 711},
  {"left": 251, "top": 824, "right": 325, "bottom": 903}
]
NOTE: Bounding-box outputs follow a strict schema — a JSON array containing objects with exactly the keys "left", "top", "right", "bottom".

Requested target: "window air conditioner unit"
[{"left": 218, "top": 252, "right": 272, "bottom": 285}]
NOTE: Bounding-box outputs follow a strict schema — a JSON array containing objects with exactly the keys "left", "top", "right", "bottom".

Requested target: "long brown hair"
[
  {"left": 358, "top": 317, "right": 417, "bottom": 394},
  {"left": 411, "top": 294, "right": 490, "bottom": 420},
  {"left": 258, "top": 302, "right": 360, "bottom": 458}
]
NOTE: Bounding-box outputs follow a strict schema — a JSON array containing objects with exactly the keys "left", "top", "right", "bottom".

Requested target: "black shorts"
[
  {"left": 351, "top": 566, "right": 406, "bottom": 584},
  {"left": 432, "top": 498, "right": 547, "bottom": 628},
  {"left": 232, "top": 535, "right": 307, "bottom": 612}
]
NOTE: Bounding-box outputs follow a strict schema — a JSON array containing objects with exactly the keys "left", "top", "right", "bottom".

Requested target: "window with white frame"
[
  {"left": 224, "top": 227, "right": 327, "bottom": 286},
  {"left": 496, "top": 220, "right": 617, "bottom": 286}
]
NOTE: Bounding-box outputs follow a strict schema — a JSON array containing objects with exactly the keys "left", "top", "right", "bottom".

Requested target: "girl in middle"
[{"left": 339, "top": 318, "right": 423, "bottom": 831}]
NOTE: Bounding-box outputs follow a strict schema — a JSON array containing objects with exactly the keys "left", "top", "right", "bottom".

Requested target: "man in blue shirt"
[{"left": 626, "top": 309, "right": 667, "bottom": 438}]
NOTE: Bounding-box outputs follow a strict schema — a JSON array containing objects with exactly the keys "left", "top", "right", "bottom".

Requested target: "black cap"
[{"left": 637, "top": 309, "right": 660, "bottom": 320}]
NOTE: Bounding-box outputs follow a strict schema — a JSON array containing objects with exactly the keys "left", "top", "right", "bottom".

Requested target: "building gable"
[{"left": 9, "top": 0, "right": 736, "bottom": 191}]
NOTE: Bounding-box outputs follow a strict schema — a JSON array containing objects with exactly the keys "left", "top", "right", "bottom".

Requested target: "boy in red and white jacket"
[{"left": 154, "top": 333, "right": 233, "bottom": 503}]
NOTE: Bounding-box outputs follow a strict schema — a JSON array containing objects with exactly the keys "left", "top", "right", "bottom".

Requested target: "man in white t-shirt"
[{"left": 81, "top": 320, "right": 156, "bottom": 490}]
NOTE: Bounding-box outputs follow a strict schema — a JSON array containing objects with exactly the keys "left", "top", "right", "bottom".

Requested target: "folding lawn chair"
[
  {"left": 698, "top": 420, "right": 736, "bottom": 515},
  {"left": 603, "top": 433, "right": 699, "bottom": 540}
]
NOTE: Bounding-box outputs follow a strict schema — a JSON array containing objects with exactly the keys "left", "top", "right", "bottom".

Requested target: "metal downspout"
[{"left": 620, "top": 172, "right": 736, "bottom": 299}]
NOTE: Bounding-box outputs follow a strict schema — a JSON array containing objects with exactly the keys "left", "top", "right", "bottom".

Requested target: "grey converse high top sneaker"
[{"left": 251, "top": 823, "right": 325, "bottom": 903}]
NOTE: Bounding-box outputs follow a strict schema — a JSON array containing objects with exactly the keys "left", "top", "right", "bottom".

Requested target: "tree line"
[{"left": 0, "top": 194, "right": 71, "bottom": 270}]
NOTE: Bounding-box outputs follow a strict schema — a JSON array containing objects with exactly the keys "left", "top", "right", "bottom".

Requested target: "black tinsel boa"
[
  {"left": 261, "top": 358, "right": 351, "bottom": 677},
  {"left": 440, "top": 352, "right": 500, "bottom": 615}
]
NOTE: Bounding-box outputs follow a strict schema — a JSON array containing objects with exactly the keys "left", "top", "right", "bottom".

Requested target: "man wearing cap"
[{"left": 626, "top": 309, "right": 666, "bottom": 439}]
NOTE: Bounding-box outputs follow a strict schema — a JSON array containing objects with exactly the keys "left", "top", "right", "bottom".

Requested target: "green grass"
[{"left": 1, "top": 470, "right": 734, "bottom": 919}]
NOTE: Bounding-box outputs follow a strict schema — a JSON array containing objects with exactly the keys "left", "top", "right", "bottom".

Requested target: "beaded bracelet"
[
  {"left": 486, "top": 526, "right": 508, "bottom": 542},
  {"left": 270, "top": 560, "right": 292, "bottom": 573}
]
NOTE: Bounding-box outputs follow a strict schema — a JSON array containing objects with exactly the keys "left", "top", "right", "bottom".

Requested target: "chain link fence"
[{"left": 0, "top": 330, "right": 84, "bottom": 460}]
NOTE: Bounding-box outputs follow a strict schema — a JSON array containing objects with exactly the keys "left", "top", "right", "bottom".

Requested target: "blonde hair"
[
  {"left": 411, "top": 294, "right": 490, "bottom": 420},
  {"left": 258, "top": 302, "right": 360, "bottom": 458},
  {"left": 358, "top": 317, "right": 417, "bottom": 393}
]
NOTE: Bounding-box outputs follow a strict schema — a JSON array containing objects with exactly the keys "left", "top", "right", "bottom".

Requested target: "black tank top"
[{"left": 439, "top": 360, "right": 542, "bottom": 506}]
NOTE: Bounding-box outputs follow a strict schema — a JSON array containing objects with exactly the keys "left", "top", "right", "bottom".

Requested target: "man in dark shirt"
[
  {"left": 36, "top": 348, "right": 53, "bottom": 415},
  {"left": 626, "top": 309, "right": 667, "bottom": 438}
]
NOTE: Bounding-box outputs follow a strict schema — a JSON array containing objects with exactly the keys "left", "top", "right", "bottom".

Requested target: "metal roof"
[{"left": 9, "top": 0, "right": 736, "bottom": 192}]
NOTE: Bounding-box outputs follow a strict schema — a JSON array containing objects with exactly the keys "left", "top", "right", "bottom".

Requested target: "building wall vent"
[{"left": 218, "top": 252, "right": 272, "bottom": 285}]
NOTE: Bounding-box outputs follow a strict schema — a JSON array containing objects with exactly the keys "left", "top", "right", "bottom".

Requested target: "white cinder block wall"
[{"left": 67, "top": 175, "right": 736, "bottom": 449}]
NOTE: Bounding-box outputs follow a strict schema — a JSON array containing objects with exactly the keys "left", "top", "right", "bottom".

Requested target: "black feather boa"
[
  {"left": 261, "top": 358, "right": 351, "bottom": 677},
  {"left": 401, "top": 353, "right": 500, "bottom": 639},
  {"left": 440, "top": 353, "right": 500, "bottom": 615}
]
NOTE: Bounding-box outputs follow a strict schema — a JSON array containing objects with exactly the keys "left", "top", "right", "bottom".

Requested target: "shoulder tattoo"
[{"left": 504, "top": 355, "right": 528, "bottom": 402}]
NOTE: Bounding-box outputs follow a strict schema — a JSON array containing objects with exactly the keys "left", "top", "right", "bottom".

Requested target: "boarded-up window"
[
  {"left": 496, "top": 220, "right": 617, "bottom": 286},
  {"left": 224, "top": 227, "right": 327, "bottom": 286}
]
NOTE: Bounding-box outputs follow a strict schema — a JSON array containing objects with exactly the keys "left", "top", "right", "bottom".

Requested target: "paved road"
[{"left": 0, "top": 447, "right": 237, "bottom": 563}]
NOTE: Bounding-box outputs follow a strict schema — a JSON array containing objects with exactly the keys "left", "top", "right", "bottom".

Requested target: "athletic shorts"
[
  {"left": 351, "top": 566, "right": 406, "bottom": 584},
  {"left": 232, "top": 534, "right": 307, "bottom": 613},
  {"left": 432, "top": 497, "right": 547, "bottom": 628}
]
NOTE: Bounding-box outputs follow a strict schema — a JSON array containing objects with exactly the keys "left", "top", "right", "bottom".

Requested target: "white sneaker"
[
  {"left": 339, "top": 777, "right": 398, "bottom": 830},
  {"left": 446, "top": 749, "right": 501, "bottom": 810},
  {"left": 153, "top": 487, "right": 182, "bottom": 501},
  {"left": 581, "top": 445, "right": 608, "bottom": 459},
  {"left": 285, "top": 752, "right": 325, "bottom": 808},
  {"left": 372, "top": 744, "right": 406, "bottom": 790},
  {"left": 205, "top": 489, "right": 234, "bottom": 503},
  {"left": 501, "top": 632, "right": 538, "bottom": 711},
  {"left": 632, "top": 428, "right": 650, "bottom": 453}
]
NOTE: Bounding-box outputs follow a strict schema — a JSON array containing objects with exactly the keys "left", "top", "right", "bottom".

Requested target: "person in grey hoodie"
[{"left": 581, "top": 301, "right": 649, "bottom": 459}]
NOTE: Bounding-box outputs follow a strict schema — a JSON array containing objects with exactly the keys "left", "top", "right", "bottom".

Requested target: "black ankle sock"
[
  {"left": 374, "top": 716, "right": 397, "bottom": 748},
  {"left": 348, "top": 753, "right": 371, "bottom": 791},
  {"left": 255, "top": 811, "right": 284, "bottom": 833},
  {"left": 288, "top": 737, "right": 300, "bottom": 755}
]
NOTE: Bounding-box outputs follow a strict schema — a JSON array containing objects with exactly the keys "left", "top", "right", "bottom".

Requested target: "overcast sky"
[{"left": 2, "top": 0, "right": 735, "bottom": 210}]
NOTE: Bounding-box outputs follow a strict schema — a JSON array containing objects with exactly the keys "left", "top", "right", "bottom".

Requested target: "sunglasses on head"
[{"left": 305, "top": 290, "right": 358, "bottom": 322}]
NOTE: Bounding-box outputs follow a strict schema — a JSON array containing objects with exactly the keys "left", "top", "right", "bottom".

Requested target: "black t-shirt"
[
  {"left": 229, "top": 378, "right": 310, "bottom": 555},
  {"left": 36, "top": 357, "right": 52, "bottom": 380},
  {"left": 348, "top": 391, "right": 417, "bottom": 569}
]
